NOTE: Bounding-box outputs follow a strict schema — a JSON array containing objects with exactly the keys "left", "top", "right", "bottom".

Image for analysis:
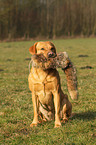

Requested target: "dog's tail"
[{"left": 63, "top": 60, "right": 78, "bottom": 100}]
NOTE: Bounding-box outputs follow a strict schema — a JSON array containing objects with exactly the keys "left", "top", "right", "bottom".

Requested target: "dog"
[{"left": 28, "top": 41, "right": 72, "bottom": 128}]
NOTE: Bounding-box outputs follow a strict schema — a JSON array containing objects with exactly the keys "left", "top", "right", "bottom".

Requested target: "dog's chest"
[
  {"left": 29, "top": 68, "right": 57, "bottom": 104},
  {"left": 33, "top": 81, "right": 54, "bottom": 92},
  {"left": 30, "top": 69, "right": 56, "bottom": 93},
  {"left": 33, "top": 82, "right": 54, "bottom": 104}
]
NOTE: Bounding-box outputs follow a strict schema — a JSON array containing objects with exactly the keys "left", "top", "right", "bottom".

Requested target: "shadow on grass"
[{"left": 71, "top": 111, "right": 96, "bottom": 121}]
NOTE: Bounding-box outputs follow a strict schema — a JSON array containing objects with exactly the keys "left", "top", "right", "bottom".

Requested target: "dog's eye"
[
  {"left": 51, "top": 47, "right": 54, "bottom": 51},
  {"left": 41, "top": 48, "right": 45, "bottom": 50}
]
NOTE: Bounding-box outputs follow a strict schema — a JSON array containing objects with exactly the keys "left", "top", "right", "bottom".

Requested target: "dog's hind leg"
[{"left": 60, "top": 93, "right": 72, "bottom": 123}]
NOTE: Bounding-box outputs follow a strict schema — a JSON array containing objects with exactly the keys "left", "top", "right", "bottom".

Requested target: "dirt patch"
[
  {"left": 80, "top": 66, "right": 93, "bottom": 69},
  {"left": 78, "top": 55, "right": 89, "bottom": 57},
  {"left": 6, "top": 59, "right": 13, "bottom": 61},
  {"left": 0, "top": 69, "right": 4, "bottom": 71},
  {"left": 25, "top": 58, "right": 31, "bottom": 61}
]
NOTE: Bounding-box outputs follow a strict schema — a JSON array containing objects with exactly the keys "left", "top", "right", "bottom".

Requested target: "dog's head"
[{"left": 29, "top": 41, "right": 56, "bottom": 58}]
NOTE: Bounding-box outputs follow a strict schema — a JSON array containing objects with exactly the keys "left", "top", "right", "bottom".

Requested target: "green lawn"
[{"left": 0, "top": 38, "right": 96, "bottom": 145}]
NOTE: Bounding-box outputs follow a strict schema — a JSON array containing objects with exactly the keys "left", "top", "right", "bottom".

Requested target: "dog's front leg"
[
  {"left": 53, "top": 89, "right": 61, "bottom": 128},
  {"left": 30, "top": 93, "right": 38, "bottom": 127}
]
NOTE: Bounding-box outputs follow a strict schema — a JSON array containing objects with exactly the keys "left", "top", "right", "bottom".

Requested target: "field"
[{"left": 0, "top": 38, "right": 96, "bottom": 144}]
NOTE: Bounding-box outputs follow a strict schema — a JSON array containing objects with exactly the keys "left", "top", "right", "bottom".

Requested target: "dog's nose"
[{"left": 47, "top": 52, "right": 54, "bottom": 58}]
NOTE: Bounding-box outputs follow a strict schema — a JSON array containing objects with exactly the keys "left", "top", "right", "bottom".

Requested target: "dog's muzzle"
[{"left": 47, "top": 52, "right": 56, "bottom": 58}]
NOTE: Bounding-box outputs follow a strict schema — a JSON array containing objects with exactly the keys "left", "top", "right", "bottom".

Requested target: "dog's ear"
[{"left": 29, "top": 42, "right": 38, "bottom": 55}]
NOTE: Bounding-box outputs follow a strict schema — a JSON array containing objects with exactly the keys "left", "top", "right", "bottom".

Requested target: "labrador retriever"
[{"left": 28, "top": 41, "right": 72, "bottom": 128}]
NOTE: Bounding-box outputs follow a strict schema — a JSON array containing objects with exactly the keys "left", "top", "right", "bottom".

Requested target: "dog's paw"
[
  {"left": 63, "top": 118, "right": 68, "bottom": 123},
  {"left": 54, "top": 122, "right": 61, "bottom": 128},
  {"left": 30, "top": 122, "right": 37, "bottom": 127}
]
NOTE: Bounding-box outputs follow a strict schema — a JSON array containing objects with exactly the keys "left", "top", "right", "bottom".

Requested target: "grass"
[{"left": 0, "top": 38, "right": 96, "bottom": 145}]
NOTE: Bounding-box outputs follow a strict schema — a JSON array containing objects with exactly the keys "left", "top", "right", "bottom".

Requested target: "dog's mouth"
[{"left": 32, "top": 53, "right": 57, "bottom": 63}]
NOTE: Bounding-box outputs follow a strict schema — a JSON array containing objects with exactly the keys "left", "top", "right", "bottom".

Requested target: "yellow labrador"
[{"left": 28, "top": 41, "right": 72, "bottom": 127}]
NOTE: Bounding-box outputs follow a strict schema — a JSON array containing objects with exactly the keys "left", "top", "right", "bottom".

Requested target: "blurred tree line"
[{"left": 0, "top": 0, "right": 96, "bottom": 40}]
